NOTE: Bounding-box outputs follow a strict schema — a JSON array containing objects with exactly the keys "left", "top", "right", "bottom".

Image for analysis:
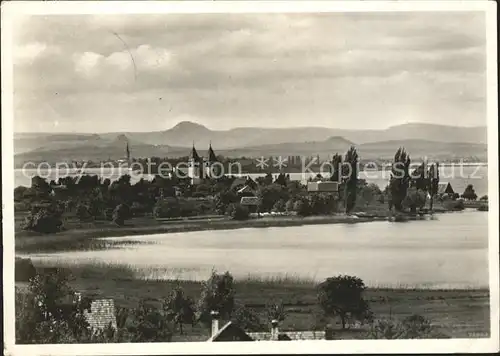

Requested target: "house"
[
  {"left": 240, "top": 196, "right": 261, "bottom": 214},
  {"left": 207, "top": 313, "right": 329, "bottom": 342},
  {"left": 83, "top": 299, "right": 117, "bottom": 332},
  {"left": 307, "top": 181, "right": 339, "bottom": 193},
  {"left": 237, "top": 185, "right": 255, "bottom": 196},
  {"left": 437, "top": 182, "right": 454, "bottom": 195},
  {"left": 230, "top": 177, "right": 249, "bottom": 191}
]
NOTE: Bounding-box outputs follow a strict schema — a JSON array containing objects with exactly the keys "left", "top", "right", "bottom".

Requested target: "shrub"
[
  {"left": 367, "top": 314, "right": 441, "bottom": 339},
  {"left": 266, "top": 300, "right": 286, "bottom": 323},
  {"left": 153, "top": 198, "right": 181, "bottom": 219},
  {"left": 112, "top": 204, "right": 130, "bottom": 226},
  {"left": 23, "top": 208, "right": 63, "bottom": 234},
  {"left": 479, "top": 195, "right": 488, "bottom": 201},
  {"left": 76, "top": 204, "right": 92, "bottom": 222},
  {"left": 443, "top": 199, "right": 465, "bottom": 211},
  {"left": 294, "top": 199, "right": 311, "bottom": 217},
  {"left": 130, "top": 202, "right": 148, "bottom": 217},
  {"left": 227, "top": 204, "right": 249, "bottom": 220},
  {"left": 317, "top": 275, "right": 372, "bottom": 329},
  {"left": 231, "top": 304, "right": 264, "bottom": 332},
  {"left": 285, "top": 199, "right": 295, "bottom": 212},
  {"left": 272, "top": 199, "right": 286, "bottom": 213},
  {"left": 15, "top": 257, "right": 37, "bottom": 282}
]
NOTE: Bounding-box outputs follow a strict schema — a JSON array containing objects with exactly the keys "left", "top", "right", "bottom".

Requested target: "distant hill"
[
  {"left": 13, "top": 122, "right": 488, "bottom": 164},
  {"left": 212, "top": 138, "right": 487, "bottom": 161}
]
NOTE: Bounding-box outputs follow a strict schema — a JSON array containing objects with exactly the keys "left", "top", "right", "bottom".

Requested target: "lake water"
[
  {"left": 27, "top": 210, "right": 489, "bottom": 289},
  {"left": 13, "top": 165, "right": 488, "bottom": 196}
]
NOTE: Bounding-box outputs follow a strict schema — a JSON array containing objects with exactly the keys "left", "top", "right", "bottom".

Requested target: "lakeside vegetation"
[{"left": 15, "top": 261, "right": 490, "bottom": 343}]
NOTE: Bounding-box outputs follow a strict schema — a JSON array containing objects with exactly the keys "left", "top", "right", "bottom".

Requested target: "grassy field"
[{"left": 16, "top": 261, "right": 491, "bottom": 341}]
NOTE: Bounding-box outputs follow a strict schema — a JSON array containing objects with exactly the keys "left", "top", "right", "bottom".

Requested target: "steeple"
[
  {"left": 208, "top": 142, "right": 217, "bottom": 162},
  {"left": 190, "top": 143, "right": 201, "bottom": 162}
]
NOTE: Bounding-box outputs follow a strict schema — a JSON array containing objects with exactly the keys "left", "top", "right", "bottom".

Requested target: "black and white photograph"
[{"left": 2, "top": 1, "right": 498, "bottom": 355}]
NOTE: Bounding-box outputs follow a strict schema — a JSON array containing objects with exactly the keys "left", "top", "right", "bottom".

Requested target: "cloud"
[{"left": 12, "top": 12, "right": 487, "bottom": 132}]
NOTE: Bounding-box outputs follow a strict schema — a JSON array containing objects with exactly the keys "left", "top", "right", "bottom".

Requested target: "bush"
[
  {"left": 479, "top": 195, "right": 488, "bottom": 201},
  {"left": 23, "top": 208, "right": 63, "bottom": 234},
  {"left": 443, "top": 199, "right": 465, "bottom": 211},
  {"left": 294, "top": 199, "right": 311, "bottom": 217},
  {"left": 76, "top": 204, "right": 92, "bottom": 222},
  {"left": 153, "top": 198, "right": 181, "bottom": 219},
  {"left": 15, "top": 257, "right": 37, "bottom": 282},
  {"left": 231, "top": 304, "right": 264, "bottom": 332},
  {"left": 367, "top": 314, "right": 442, "bottom": 339},
  {"left": 227, "top": 203, "right": 250, "bottom": 220},
  {"left": 112, "top": 204, "right": 130, "bottom": 226},
  {"left": 272, "top": 199, "right": 286, "bottom": 213},
  {"left": 130, "top": 202, "right": 148, "bottom": 217},
  {"left": 285, "top": 199, "right": 295, "bottom": 212}
]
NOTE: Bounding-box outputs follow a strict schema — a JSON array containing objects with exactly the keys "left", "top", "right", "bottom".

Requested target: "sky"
[{"left": 12, "top": 11, "right": 487, "bottom": 133}]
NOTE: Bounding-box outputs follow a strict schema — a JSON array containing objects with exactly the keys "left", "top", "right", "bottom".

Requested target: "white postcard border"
[{"left": 2, "top": 1, "right": 498, "bottom": 355}]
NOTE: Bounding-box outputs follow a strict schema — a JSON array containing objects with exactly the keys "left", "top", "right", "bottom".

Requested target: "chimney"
[
  {"left": 270, "top": 319, "right": 279, "bottom": 341},
  {"left": 210, "top": 310, "right": 220, "bottom": 337}
]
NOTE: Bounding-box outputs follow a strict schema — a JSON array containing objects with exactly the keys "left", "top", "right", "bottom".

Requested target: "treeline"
[{"left": 15, "top": 145, "right": 484, "bottom": 234}]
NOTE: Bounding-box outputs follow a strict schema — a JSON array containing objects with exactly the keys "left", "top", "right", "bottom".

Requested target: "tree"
[
  {"left": 31, "top": 176, "right": 52, "bottom": 199},
  {"left": 389, "top": 148, "right": 411, "bottom": 212},
  {"left": 317, "top": 275, "right": 372, "bottom": 330},
  {"left": 197, "top": 271, "right": 235, "bottom": 326},
  {"left": 410, "top": 162, "right": 428, "bottom": 191},
  {"left": 462, "top": 184, "right": 477, "bottom": 201},
  {"left": 427, "top": 163, "right": 440, "bottom": 211},
  {"left": 402, "top": 188, "right": 427, "bottom": 214},
  {"left": 329, "top": 153, "right": 343, "bottom": 183},
  {"left": 23, "top": 207, "right": 63, "bottom": 234},
  {"left": 343, "top": 147, "right": 359, "bottom": 214},
  {"left": 112, "top": 204, "right": 130, "bottom": 226},
  {"left": 257, "top": 184, "right": 290, "bottom": 213},
  {"left": 358, "top": 183, "right": 381, "bottom": 207},
  {"left": 214, "top": 190, "right": 238, "bottom": 215},
  {"left": 163, "top": 286, "right": 196, "bottom": 335},
  {"left": 127, "top": 301, "right": 172, "bottom": 342},
  {"left": 15, "top": 268, "right": 92, "bottom": 343}
]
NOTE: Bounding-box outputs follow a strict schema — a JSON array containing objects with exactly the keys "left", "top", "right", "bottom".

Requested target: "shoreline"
[{"left": 15, "top": 209, "right": 475, "bottom": 253}]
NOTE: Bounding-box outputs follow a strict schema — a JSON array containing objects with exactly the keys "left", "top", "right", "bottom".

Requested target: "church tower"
[
  {"left": 205, "top": 142, "right": 220, "bottom": 178},
  {"left": 188, "top": 144, "right": 203, "bottom": 184}
]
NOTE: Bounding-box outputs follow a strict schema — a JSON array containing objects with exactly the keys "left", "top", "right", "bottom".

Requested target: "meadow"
[{"left": 16, "top": 260, "right": 490, "bottom": 341}]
